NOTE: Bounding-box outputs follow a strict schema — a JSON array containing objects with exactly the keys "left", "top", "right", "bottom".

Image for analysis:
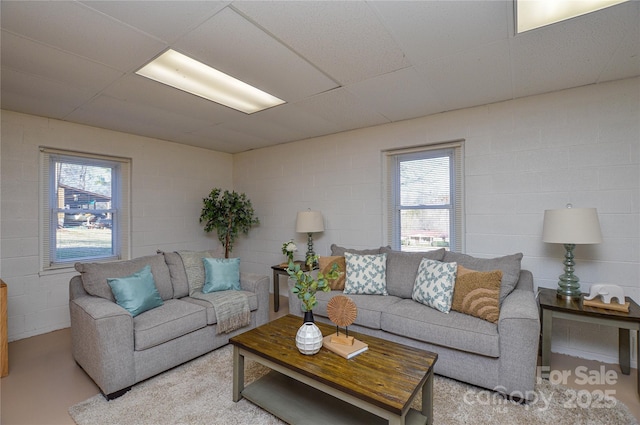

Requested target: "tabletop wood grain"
[{"left": 230, "top": 314, "right": 437, "bottom": 415}]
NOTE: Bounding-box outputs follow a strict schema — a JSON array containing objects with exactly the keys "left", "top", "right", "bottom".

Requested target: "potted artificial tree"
[{"left": 199, "top": 188, "right": 259, "bottom": 258}]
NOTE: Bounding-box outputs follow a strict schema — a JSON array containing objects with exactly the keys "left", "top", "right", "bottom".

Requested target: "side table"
[
  {"left": 270, "top": 262, "right": 317, "bottom": 312},
  {"left": 538, "top": 287, "right": 640, "bottom": 397}
]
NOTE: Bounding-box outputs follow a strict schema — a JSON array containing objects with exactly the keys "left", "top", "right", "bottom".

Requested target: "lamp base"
[
  {"left": 556, "top": 288, "right": 582, "bottom": 301},
  {"left": 556, "top": 243, "right": 582, "bottom": 300},
  {"left": 305, "top": 232, "right": 316, "bottom": 268}
]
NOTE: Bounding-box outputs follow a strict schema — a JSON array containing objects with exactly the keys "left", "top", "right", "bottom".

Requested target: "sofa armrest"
[
  {"left": 239, "top": 272, "right": 270, "bottom": 326},
  {"left": 497, "top": 288, "right": 541, "bottom": 396},
  {"left": 514, "top": 270, "right": 534, "bottom": 292},
  {"left": 69, "top": 295, "right": 135, "bottom": 396}
]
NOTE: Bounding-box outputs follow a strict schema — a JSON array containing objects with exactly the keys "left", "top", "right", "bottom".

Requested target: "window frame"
[
  {"left": 40, "top": 147, "right": 131, "bottom": 270},
  {"left": 384, "top": 141, "right": 464, "bottom": 252}
]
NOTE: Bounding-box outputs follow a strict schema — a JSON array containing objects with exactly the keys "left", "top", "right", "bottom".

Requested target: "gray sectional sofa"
[
  {"left": 288, "top": 245, "right": 541, "bottom": 401},
  {"left": 69, "top": 251, "right": 269, "bottom": 399}
]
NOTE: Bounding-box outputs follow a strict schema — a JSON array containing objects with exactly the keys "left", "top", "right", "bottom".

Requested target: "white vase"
[{"left": 296, "top": 322, "right": 323, "bottom": 355}]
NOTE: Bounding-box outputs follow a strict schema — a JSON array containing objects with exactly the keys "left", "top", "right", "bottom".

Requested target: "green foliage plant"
[
  {"left": 287, "top": 255, "right": 339, "bottom": 312},
  {"left": 199, "top": 188, "right": 259, "bottom": 258}
]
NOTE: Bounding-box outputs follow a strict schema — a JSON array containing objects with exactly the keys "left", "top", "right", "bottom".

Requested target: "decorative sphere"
[{"left": 296, "top": 322, "right": 323, "bottom": 355}]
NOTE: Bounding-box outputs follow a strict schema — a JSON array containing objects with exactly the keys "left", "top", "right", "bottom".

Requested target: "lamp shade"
[
  {"left": 542, "top": 207, "right": 602, "bottom": 244},
  {"left": 296, "top": 210, "right": 324, "bottom": 233}
]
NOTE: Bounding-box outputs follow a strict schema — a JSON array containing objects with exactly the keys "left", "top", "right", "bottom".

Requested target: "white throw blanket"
[{"left": 177, "top": 251, "right": 250, "bottom": 334}]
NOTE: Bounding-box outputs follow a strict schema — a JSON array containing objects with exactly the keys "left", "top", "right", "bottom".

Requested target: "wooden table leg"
[
  {"left": 422, "top": 370, "right": 433, "bottom": 425},
  {"left": 232, "top": 346, "right": 244, "bottom": 402},
  {"left": 619, "top": 328, "right": 630, "bottom": 375},
  {"left": 0, "top": 281, "right": 7, "bottom": 378},
  {"left": 272, "top": 270, "right": 280, "bottom": 312},
  {"left": 541, "top": 308, "right": 552, "bottom": 379}
]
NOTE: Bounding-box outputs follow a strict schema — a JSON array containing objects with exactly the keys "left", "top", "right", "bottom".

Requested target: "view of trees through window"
[
  {"left": 53, "top": 160, "right": 115, "bottom": 262},
  {"left": 397, "top": 152, "right": 452, "bottom": 252}
]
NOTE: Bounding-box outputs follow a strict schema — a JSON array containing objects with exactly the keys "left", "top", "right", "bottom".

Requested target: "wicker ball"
[{"left": 326, "top": 295, "right": 358, "bottom": 327}]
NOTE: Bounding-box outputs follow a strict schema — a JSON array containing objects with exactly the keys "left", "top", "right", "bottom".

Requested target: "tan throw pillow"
[
  {"left": 318, "top": 256, "right": 346, "bottom": 290},
  {"left": 451, "top": 266, "right": 502, "bottom": 323}
]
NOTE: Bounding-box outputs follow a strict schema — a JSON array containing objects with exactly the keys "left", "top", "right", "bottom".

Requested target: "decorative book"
[{"left": 322, "top": 335, "right": 368, "bottom": 359}]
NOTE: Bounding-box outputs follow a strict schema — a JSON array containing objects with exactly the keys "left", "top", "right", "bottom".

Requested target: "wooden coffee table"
[{"left": 230, "top": 314, "right": 437, "bottom": 425}]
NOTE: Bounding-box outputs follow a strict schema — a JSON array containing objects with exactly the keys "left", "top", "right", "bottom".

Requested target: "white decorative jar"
[{"left": 296, "top": 322, "right": 323, "bottom": 355}]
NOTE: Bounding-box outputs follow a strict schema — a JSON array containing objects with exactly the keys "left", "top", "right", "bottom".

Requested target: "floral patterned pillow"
[
  {"left": 343, "top": 252, "right": 388, "bottom": 295},
  {"left": 412, "top": 259, "right": 457, "bottom": 313}
]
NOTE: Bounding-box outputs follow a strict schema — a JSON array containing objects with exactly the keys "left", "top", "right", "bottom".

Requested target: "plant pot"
[
  {"left": 303, "top": 310, "right": 314, "bottom": 324},
  {"left": 296, "top": 322, "right": 323, "bottom": 355}
]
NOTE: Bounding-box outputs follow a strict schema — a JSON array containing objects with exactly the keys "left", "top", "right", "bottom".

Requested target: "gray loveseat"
[
  {"left": 289, "top": 245, "right": 540, "bottom": 401},
  {"left": 69, "top": 251, "right": 269, "bottom": 399}
]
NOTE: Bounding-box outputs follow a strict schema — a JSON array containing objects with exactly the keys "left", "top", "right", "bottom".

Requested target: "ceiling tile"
[
  {"left": 218, "top": 114, "right": 306, "bottom": 144},
  {"left": 598, "top": 1, "right": 640, "bottom": 83},
  {"left": 66, "top": 95, "right": 213, "bottom": 140},
  {"left": 1, "top": 68, "right": 97, "bottom": 119},
  {"left": 510, "top": 2, "right": 634, "bottom": 98},
  {"left": 234, "top": 1, "right": 409, "bottom": 85},
  {"left": 372, "top": 1, "right": 510, "bottom": 64},
  {"left": 175, "top": 7, "right": 338, "bottom": 103},
  {"left": 1, "top": 1, "right": 165, "bottom": 72},
  {"left": 189, "top": 124, "right": 273, "bottom": 153},
  {"left": 1, "top": 31, "right": 123, "bottom": 92},
  {"left": 255, "top": 104, "right": 342, "bottom": 141},
  {"left": 417, "top": 40, "right": 513, "bottom": 112},
  {"left": 80, "top": 1, "right": 229, "bottom": 43},
  {"left": 345, "top": 66, "right": 445, "bottom": 122},
  {"left": 102, "top": 75, "right": 243, "bottom": 124},
  {"left": 295, "top": 88, "right": 390, "bottom": 133}
]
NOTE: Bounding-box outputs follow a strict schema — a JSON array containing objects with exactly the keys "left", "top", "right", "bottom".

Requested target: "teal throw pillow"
[
  {"left": 107, "top": 265, "right": 164, "bottom": 317},
  {"left": 343, "top": 252, "right": 388, "bottom": 295},
  {"left": 203, "top": 257, "right": 241, "bottom": 293},
  {"left": 412, "top": 259, "right": 457, "bottom": 313}
]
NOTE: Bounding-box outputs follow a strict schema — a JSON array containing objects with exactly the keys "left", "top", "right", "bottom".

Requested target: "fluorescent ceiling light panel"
[
  {"left": 516, "top": 0, "right": 628, "bottom": 33},
  {"left": 136, "top": 49, "right": 285, "bottom": 114}
]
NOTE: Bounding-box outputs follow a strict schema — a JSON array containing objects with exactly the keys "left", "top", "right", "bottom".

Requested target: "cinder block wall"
[
  {"left": 233, "top": 77, "right": 640, "bottom": 366},
  {"left": 0, "top": 111, "right": 233, "bottom": 341}
]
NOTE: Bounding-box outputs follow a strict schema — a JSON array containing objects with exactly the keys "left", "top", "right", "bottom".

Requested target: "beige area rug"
[{"left": 69, "top": 345, "right": 637, "bottom": 425}]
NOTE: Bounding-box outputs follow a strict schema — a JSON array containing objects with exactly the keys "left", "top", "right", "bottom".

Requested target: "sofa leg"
[{"left": 104, "top": 387, "right": 131, "bottom": 400}]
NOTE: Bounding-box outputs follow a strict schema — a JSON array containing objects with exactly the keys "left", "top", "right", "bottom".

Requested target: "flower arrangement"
[
  {"left": 287, "top": 255, "right": 339, "bottom": 312},
  {"left": 281, "top": 240, "right": 298, "bottom": 263}
]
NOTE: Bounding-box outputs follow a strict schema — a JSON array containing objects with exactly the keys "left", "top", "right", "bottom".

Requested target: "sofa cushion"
[
  {"left": 182, "top": 291, "right": 258, "bottom": 325},
  {"left": 442, "top": 252, "right": 523, "bottom": 305},
  {"left": 412, "top": 259, "right": 457, "bottom": 313},
  {"left": 133, "top": 299, "right": 207, "bottom": 351},
  {"left": 76, "top": 254, "right": 173, "bottom": 302},
  {"left": 162, "top": 251, "right": 189, "bottom": 298},
  {"left": 382, "top": 298, "right": 499, "bottom": 358},
  {"left": 451, "top": 266, "right": 502, "bottom": 323},
  {"left": 176, "top": 249, "right": 226, "bottom": 295},
  {"left": 330, "top": 244, "right": 385, "bottom": 256},
  {"left": 203, "top": 257, "right": 241, "bottom": 292},
  {"left": 343, "top": 252, "right": 388, "bottom": 295},
  {"left": 380, "top": 247, "right": 446, "bottom": 298},
  {"left": 314, "top": 290, "right": 403, "bottom": 330},
  {"left": 318, "top": 256, "right": 346, "bottom": 290},
  {"left": 107, "top": 265, "right": 164, "bottom": 317}
]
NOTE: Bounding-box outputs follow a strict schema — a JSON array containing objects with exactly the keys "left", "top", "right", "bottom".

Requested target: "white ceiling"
[{"left": 1, "top": 1, "right": 638, "bottom": 154}]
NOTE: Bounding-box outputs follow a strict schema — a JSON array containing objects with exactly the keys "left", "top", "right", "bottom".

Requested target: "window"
[
  {"left": 385, "top": 142, "right": 464, "bottom": 252},
  {"left": 41, "top": 148, "right": 130, "bottom": 269}
]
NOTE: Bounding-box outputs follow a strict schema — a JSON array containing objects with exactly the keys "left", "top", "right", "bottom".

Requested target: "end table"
[
  {"left": 538, "top": 287, "right": 640, "bottom": 397},
  {"left": 270, "top": 261, "right": 317, "bottom": 312}
]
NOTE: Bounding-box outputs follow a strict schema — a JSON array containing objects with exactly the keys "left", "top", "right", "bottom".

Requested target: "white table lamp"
[{"left": 542, "top": 205, "right": 602, "bottom": 300}]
